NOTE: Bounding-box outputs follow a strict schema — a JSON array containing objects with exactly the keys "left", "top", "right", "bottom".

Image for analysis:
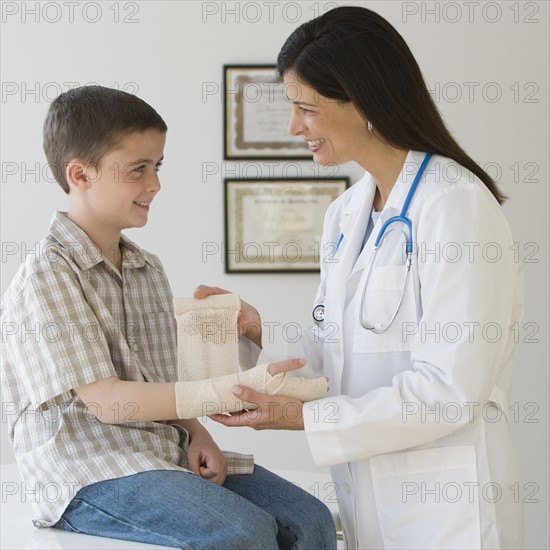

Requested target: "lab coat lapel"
[
  {"left": 333, "top": 176, "right": 376, "bottom": 289},
  {"left": 324, "top": 175, "right": 375, "bottom": 394}
]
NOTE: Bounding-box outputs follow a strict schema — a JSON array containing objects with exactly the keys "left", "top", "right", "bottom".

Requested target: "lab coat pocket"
[
  {"left": 353, "top": 265, "right": 417, "bottom": 353},
  {"left": 370, "top": 446, "right": 481, "bottom": 550}
]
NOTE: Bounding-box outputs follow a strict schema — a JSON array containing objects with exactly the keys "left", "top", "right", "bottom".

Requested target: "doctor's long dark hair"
[{"left": 277, "top": 6, "right": 506, "bottom": 204}]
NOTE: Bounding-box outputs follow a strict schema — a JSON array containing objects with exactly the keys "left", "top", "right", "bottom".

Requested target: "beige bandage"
[
  {"left": 174, "top": 363, "right": 328, "bottom": 419},
  {"left": 174, "top": 294, "right": 241, "bottom": 381}
]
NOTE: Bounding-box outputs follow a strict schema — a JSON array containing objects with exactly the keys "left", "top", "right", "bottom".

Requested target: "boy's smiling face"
[{"left": 81, "top": 129, "right": 166, "bottom": 235}]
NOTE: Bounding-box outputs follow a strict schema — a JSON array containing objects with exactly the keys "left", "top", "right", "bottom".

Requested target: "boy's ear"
[{"left": 66, "top": 159, "right": 97, "bottom": 191}]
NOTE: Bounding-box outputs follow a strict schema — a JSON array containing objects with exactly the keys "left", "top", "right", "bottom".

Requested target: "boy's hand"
[
  {"left": 194, "top": 285, "right": 262, "bottom": 348},
  {"left": 187, "top": 431, "right": 228, "bottom": 485}
]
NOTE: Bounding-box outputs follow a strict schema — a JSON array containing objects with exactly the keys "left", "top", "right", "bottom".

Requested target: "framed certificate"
[
  {"left": 225, "top": 178, "right": 349, "bottom": 272},
  {"left": 224, "top": 65, "right": 312, "bottom": 159}
]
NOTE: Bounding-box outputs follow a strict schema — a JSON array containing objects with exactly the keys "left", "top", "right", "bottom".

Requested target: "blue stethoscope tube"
[{"left": 312, "top": 152, "right": 432, "bottom": 327}]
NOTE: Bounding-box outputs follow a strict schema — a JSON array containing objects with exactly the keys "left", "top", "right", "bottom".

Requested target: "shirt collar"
[{"left": 49, "top": 211, "right": 152, "bottom": 271}]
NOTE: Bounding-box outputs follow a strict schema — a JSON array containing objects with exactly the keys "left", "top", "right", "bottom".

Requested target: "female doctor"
[{"left": 197, "top": 6, "right": 524, "bottom": 549}]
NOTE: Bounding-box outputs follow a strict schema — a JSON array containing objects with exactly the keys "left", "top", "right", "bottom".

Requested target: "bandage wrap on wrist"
[
  {"left": 174, "top": 294, "right": 241, "bottom": 381},
  {"left": 174, "top": 363, "right": 328, "bottom": 419}
]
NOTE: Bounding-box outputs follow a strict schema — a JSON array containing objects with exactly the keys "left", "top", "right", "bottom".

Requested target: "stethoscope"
[{"left": 312, "top": 152, "right": 432, "bottom": 333}]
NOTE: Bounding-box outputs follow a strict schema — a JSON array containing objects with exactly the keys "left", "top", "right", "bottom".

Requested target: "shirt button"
[
  {"left": 344, "top": 482, "right": 352, "bottom": 495},
  {"left": 129, "top": 342, "right": 139, "bottom": 352}
]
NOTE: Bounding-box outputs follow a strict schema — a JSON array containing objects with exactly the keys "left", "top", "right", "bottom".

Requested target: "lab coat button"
[{"left": 344, "top": 482, "right": 352, "bottom": 495}]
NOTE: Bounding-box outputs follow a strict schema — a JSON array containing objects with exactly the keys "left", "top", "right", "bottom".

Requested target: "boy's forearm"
[
  {"left": 76, "top": 377, "right": 178, "bottom": 424},
  {"left": 77, "top": 360, "right": 327, "bottom": 423},
  {"left": 110, "top": 379, "right": 178, "bottom": 422},
  {"left": 77, "top": 379, "right": 218, "bottom": 430}
]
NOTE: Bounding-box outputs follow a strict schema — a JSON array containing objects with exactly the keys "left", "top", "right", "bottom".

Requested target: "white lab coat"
[{"left": 284, "top": 150, "right": 524, "bottom": 549}]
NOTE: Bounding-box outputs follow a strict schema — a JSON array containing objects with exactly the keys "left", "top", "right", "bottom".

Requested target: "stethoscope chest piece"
[{"left": 312, "top": 304, "right": 325, "bottom": 323}]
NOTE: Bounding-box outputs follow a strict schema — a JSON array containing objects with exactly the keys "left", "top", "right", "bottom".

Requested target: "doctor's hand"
[
  {"left": 194, "top": 285, "right": 262, "bottom": 349},
  {"left": 209, "top": 359, "right": 307, "bottom": 431}
]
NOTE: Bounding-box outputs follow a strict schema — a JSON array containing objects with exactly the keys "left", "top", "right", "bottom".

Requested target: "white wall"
[{"left": 1, "top": 1, "right": 548, "bottom": 547}]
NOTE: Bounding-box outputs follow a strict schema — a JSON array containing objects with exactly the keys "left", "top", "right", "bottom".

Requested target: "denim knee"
[
  {"left": 292, "top": 493, "right": 337, "bottom": 549},
  {"left": 229, "top": 512, "right": 279, "bottom": 550}
]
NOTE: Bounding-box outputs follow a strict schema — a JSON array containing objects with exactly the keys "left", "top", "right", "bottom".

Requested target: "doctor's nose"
[{"left": 288, "top": 109, "right": 307, "bottom": 136}]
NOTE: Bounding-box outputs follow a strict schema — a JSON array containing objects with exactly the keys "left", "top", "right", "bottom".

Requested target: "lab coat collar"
[
  {"left": 339, "top": 150, "right": 428, "bottom": 235},
  {"left": 384, "top": 150, "right": 429, "bottom": 214},
  {"left": 333, "top": 150, "right": 429, "bottom": 287},
  {"left": 348, "top": 151, "right": 428, "bottom": 277},
  {"left": 338, "top": 171, "right": 376, "bottom": 237}
]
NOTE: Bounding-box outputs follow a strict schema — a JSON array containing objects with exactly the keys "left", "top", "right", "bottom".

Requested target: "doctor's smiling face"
[{"left": 283, "top": 71, "right": 372, "bottom": 167}]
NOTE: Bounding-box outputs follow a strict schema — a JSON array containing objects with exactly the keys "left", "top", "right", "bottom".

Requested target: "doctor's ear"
[{"left": 65, "top": 159, "right": 99, "bottom": 191}]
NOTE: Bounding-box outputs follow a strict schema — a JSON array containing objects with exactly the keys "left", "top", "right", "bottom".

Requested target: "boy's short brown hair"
[{"left": 43, "top": 85, "right": 167, "bottom": 193}]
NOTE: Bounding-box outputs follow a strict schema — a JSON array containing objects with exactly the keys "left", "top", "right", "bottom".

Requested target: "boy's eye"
[
  {"left": 133, "top": 165, "right": 146, "bottom": 174},
  {"left": 154, "top": 163, "right": 162, "bottom": 173}
]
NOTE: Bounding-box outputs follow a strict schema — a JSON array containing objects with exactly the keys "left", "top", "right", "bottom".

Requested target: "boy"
[{"left": 1, "top": 86, "right": 336, "bottom": 549}]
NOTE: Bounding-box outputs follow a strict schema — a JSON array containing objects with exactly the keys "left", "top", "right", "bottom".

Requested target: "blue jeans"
[{"left": 54, "top": 465, "right": 337, "bottom": 549}]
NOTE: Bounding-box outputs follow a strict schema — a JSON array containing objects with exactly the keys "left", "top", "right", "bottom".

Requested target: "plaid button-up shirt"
[{"left": 1, "top": 212, "right": 253, "bottom": 527}]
